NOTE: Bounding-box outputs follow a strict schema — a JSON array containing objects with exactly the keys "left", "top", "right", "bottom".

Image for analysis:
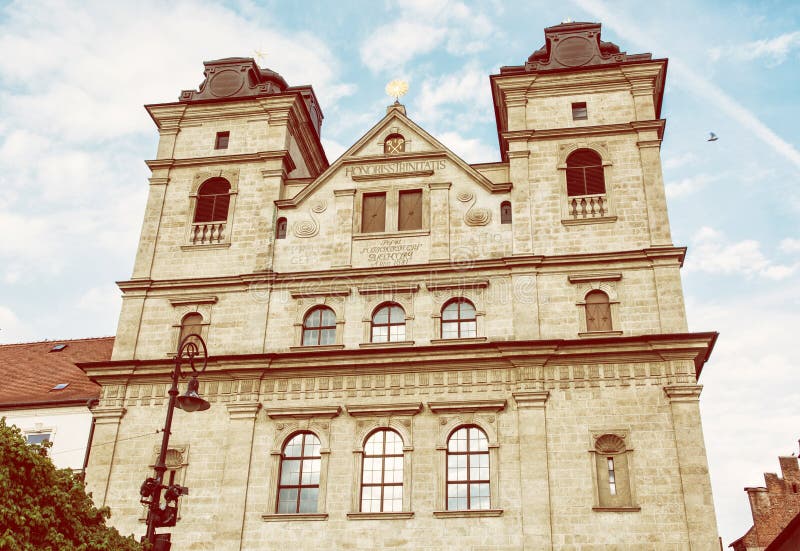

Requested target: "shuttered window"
[
  {"left": 585, "top": 290, "right": 612, "bottom": 331},
  {"left": 194, "top": 178, "right": 231, "bottom": 222},
  {"left": 398, "top": 189, "right": 422, "bottom": 231},
  {"left": 565, "top": 149, "right": 605, "bottom": 197},
  {"left": 362, "top": 193, "right": 386, "bottom": 233}
]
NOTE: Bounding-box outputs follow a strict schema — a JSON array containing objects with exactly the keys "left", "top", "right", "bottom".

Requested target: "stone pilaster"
[
  {"left": 215, "top": 402, "right": 262, "bottom": 550},
  {"left": 85, "top": 407, "right": 126, "bottom": 507},
  {"left": 508, "top": 148, "right": 533, "bottom": 256},
  {"left": 636, "top": 130, "right": 673, "bottom": 247},
  {"left": 131, "top": 176, "right": 169, "bottom": 280},
  {"left": 332, "top": 188, "right": 356, "bottom": 268},
  {"left": 428, "top": 182, "right": 451, "bottom": 261},
  {"left": 513, "top": 391, "right": 552, "bottom": 550},
  {"left": 664, "top": 384, "right": 720, "bottom": 551}
]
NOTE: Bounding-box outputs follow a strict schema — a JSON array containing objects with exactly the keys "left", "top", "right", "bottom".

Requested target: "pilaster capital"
[
  {"left": 663, "top": 384, "right": 703, "bottom": 402},
  {"left": 333, "top": 188, "right": 357, "bottom": 197},
  {"left": 428, "top": 181, "right": 452, "bottom": 191},
  {"left": 513, "top": 391, "right": 549, "bottom": 409},
  {"left": 92, "top": 407, "right": 127, "bottom": 424},
  {"left": 226, "top": 402, "right": 262, "bottom": 420}
]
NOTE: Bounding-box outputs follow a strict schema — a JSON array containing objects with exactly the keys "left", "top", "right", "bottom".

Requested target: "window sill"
[
  {"left": 359, "top": 341, "right": 415, "bottom": 349},
  {"left": 289, "top": 344, "right": 346, "bottom": 352},
  {"left": 578, "top": 331, "right": 623, "bottom": 338},
  {"left": 180, "top": 242, "right": 231, "bottom": 250},
  {"left": 261, "top": 513, "right": 328, "bottom": 522},
  {"left": 347, "top": 512, "right": 414, "bottom": 520},
  {"left": 353, "top": 229, "right": 429, "bottom": 240},
  {"left": 592, "top": 506, "right": 641, "bottom": 513},
  {"left": 429, "top": 337, "right": 487, "bottom": 345},
  {"left": 433, "top": 509, "right": 503, "bottom": 518},
  {"left": 561, "top": 216, "right": 617, "bottom": 226}
]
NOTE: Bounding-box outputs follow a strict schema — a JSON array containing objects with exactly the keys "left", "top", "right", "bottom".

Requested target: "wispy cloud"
[
  {"left": 665, "top": 173, "right": 717, "bottom": 198},
  {"left": 436, "top": 131, "right": 496, "bottom": 163},
  {"left": 414, "top": 62, "right": 494, "bottom": 128},
  {"left": 779, "top": 237, "right": 800, "bottom": 254},
  {"left": 709, "top": 31, "right": 800, "bottom": 66},
  {"left": 572, "top": 0, "right": 800, "bottom": 171}
]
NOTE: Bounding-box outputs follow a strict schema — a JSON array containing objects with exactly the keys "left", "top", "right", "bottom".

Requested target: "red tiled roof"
[{"left": 0, "top": 337, "right": 113, "bottom": 407}]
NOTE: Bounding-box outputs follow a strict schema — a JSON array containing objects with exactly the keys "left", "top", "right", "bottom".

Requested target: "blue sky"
[{"left": 0, "top": 0, "right": 798, "bottom": 543}]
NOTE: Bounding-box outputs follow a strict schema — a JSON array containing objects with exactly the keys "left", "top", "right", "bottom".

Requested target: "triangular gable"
[{"left": 276, "top": 104, "right": 510, "bottom": 209}]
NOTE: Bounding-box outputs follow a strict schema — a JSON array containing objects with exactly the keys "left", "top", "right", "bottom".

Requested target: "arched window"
[
  {"left": 360, "top": 429, "right": 404, "bottom": 512},
  {"left": 277, "top": 432, "right": 321, "bottom": 514},
  {"left": 178, "top": 313, "right": 203, "bottom": 350},
  {"left": 500, "top": 201, "right": 512, "bottom": 224},
  {"left": 441, "top": 299, "right": 476, "bottom": 339},
  {"left": 565, "top": 149, "right": 605, "bottom": 197},
  {"left": 276, "top": 217, "right": 287, "bottom": 239},
  {"left": 371, "top": 303, "right": 406, "bottom": 343},
  {"left": 193, "top": 178, "right": 231, "bottom": 222},
  {"left": 585, "top": 290, "right": 612, "bottom": 332},
  {"left": 446, "top": 426, "right": 490, "bottom": 510},
  {"left": 302, "top": 307, "right": 337, "bottom": 346},
  {"left": 592, "top": 433, "right": 634, "bottom": 508},
  {"left": 384, "top": 133, "right": 405, "bottom": 155}
]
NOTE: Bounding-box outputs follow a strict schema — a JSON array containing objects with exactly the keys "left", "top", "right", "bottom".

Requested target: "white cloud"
[
  {"left": 436, "top": 131, "right": 496, "bottom": 163},
  {"left": 662, "top": 152, "right": 697, "bottom": 170},
  {"left": 321, "top": 138, "right": 347, "bottom": 163},
  {"left": 665, "top": 173, "right": 717, "bottom": 198},
  {"left": 77, "top": 284, "right": 122, "bottom": 314},
  {"left": 414, "top": 63, "right": 494, "bottom": 128},
  {"left": 360, "top": 21, "right": 447, "bottom": 74},
  {"left": 0, "top": 305, "right": 33, "bottom": 344},
  {"left": 779, "top": 238, "right": 800, "bottom": 254},
  {"left": 685, "top": 227, "right": 797, "bottom": 280},
  {"left": 709, "top": 31, "right": 800, "bottom": 66}
]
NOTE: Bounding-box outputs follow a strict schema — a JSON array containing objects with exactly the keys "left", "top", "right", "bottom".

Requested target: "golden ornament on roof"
[{"left": 385, "top": 79, "right": 409, "bottom": 101}]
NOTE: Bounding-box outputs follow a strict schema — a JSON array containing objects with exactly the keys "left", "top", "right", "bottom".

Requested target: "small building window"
[
  {"left": 398, "top": 189, "right": 422, "bottom": 231},
  {"left": 592, "top": 433, "right": 635, "bottom": 509},
  {"left": 277, "top": 432, "right": 321, "bottom": 514},
  {"left": 446, "top": 426, "right": 490, "bottom": 510},
  {"left": 178, "top": 313, "right": 203, "bottom": 349},
  {"left": 585, "top": 290, "right": 612, "bottom": 332},
  {"left": 384, "top": 134, "right": 405, "bottom": 155},
  {"left": 572, "top": 102, "right": 588, "bottom": 120},
  {"left": 215, "top": 131, "right": 230, "bottom": 149},
  {"left": 371, "top": 303, "right": 406, "bottom": 343},
  {"left": 276, "top": 217, "right": 287, "bottom": 239},
  {"left": 362, "top": 192, "right": 386, "bottom": 233},
  {"left": 500, "top": 201, "right": 512, "bottom": 224},
  {"left": 26, "top": 433, "right": 51, "bottom": 446},
  {"left": 51, "top": 383, "right": 69, "bottom": 391},
  {"left": 360, "top": 429, "right": 404, "bottom": 513},
  {"left": 302, "top": 307, "right": 336, "bottom": 346},
  {"left": 441, "top": 299, "right": 477, "bottom": 339},
  {"left": 566, "top": 149, "right": 605, "bottom": 197},
  {"left": 194, "top": 178, "right": 231, "bottom": 223}
]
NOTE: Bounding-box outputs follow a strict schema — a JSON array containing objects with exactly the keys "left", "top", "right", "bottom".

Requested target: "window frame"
[
  {"left": 359, "top": 429, "right": 405, "bottom": 513},
  {"left": 370, "top": 303, "right": 406, "bottom": 343},
  {"left": 500, "top": 201, "right": 512, "bottom": 224},
  {"left": 383, "top": 133, "right": 406, "bottom": 155},
  {"left": 398, "top": 189, "right": 423, "bottom": 231},
  {"left": 445, "top": 425, "right": 491, "bottom": 511},
  {"left": 301, "top": 306, "right": 338, "bottom": 346},
  {"left": 184, "top": 170, "right": 239, "bottom": 248},
  {"left": 571, "top": 101, "right": 588, "bottom": 120},
  {"left": 276, "top": 431, "right": 322, "bottom": 514},
  {"left": 440, "top": 298, "right": 477, "bottom": 340},
  {"left": 276, "top": 217, "right": 287, "bottom": 240},
  {"left": 585, "top": 290, "right": 613, "bottom": 332},
  {"left": 354, "top": 186, "right": 430, "bottom": 237},
  {"left": 589, "top": 431, "right": 639, "bottom": 512},
  {"left": 570, "top": 275, "right": 623, "bottom": 338},
  {"left": 214, "top": 131, "right": 230, "bottom": 150},
  {"left": 557, "top": 146, "right": 616, "bottom": 225}
]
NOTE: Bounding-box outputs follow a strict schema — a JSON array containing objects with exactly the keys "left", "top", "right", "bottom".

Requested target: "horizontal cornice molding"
[
  {"left": 428, "top": 399, "right": 506, "bottom": 414},
  {"left": 502, "top": 119, "right": 665, "bottom": 143},
  {"left": 345, "top": 402, "right": 423, "bottom": 417},
  {"left": 265, "top": 405, "right": 341, "bottom": 419},
  {"left": 145, "top": 149, "right": 292, "bottom": 170}
]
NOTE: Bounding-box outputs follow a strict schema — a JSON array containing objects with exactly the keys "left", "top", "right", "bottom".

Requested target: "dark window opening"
[
  {"left": 398, "top": 189, "right": 422, "bottom": 231},
  {"left": 50, "top": 344, "right": 67, "bottom": 352},
  {"left": 276, "top": 217, "right": 287, "bottom": 239},
  {"left": 215, "top": 131, "right": 230, "bottom": 150},
  {"left": 566, "top": 149, "right": 605, "bottom": 196},
  {"left": 194, "top": 178, "right": 231, "bottom": 223},
  {"left": 179, "top": 313, "right": 203, "bottom": 349},
  {"left": 500, "top": 201, "right": 512, "bottom": 224},
  {"left": 362, "top": 193, "right": 386, "bottom": 233},
  {"left": 572, "top": 102, "right": 588, "bottom": 120},
  {"left": 585, "top": 290, "right": 612, "bottom": 332}
]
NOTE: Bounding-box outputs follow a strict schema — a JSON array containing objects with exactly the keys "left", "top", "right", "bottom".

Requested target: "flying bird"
[{"left": 707, "top": 132, "right": 718, "bottom": 142}]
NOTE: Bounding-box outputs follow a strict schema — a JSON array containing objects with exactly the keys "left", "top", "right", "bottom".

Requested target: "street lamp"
[{"left": 139, "top": 334, "right": 210, "bottom": 550}]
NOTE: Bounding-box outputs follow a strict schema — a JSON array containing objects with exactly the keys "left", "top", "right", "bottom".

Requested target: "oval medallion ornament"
[
  {"left": 553, "top": 36, "right": 594, "bottom": 67},
  {"left": 209, "top": 69, "right": 243, "bottom": 97}
]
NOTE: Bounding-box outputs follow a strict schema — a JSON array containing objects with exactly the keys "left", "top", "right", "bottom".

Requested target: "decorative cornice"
[
  {"left": 168, "top": 295, "right": 218, "bottom": 306},
  {"left": 92, "top": 407, "right": 127, "bottom": 424},
  {"left": 333, "top": 188, "right": 357, "bottom": 197},
  {"left": 433, "top": 509, "right": 503, "bottom": 518},
  {"left": 145, "top": 150, "right": 292, "bottom": 170},
  {"left": 345, "top": 402, "right": 423, "bottom": 417},
  {"left": 663, "top": 384, "right": 703, "bottom": 402},
  {"left": 512, "top": 391, "right": 549, "bottom": 408},
  {"left": 428, "top": 399, "right": 506, "bottom": 414},
  {"left": 226, "top": 402, "right": 262, "bottom": 420},
  {"left": 265, "top": 406, "right": 341, "bottom": 419},
  {"left": 346, "top": 512, "right": 414, "bottom": 520},
  {"left": 568, "top": 273, "right": 622, "bottom": 283},
  {"left": 352, "top": 169, "right": 433, "bottom": 182},
  {"left": 358, "top": 283, "right": 419, "bottom": 295},
  {"left": 428, "top": 182, "right": 452, "bottom": 190},
  {"left": 425, "top": 279, "right": 489, "bottom": 291},
  {"left": 289, "top": 287, "right": 351, "bottom": 298}
]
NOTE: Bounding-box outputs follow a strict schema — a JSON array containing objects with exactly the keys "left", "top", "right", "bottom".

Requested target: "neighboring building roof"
[
  {"left": 0, "top": 337, "right": 113, "bottom": 408},
  {"left": 765, "top": 510, "right": 800, "bottom": 551}
]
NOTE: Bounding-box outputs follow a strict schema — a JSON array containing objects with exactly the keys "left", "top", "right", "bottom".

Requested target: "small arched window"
[
  {"left": 371, "top": 303, "right": 406, "bottom": 343},
  {"left": 302, "top": 307, "right": 337, "bottom": 346},
  {"left": 585, "top": 290, "right": 612, "bottom": 332},
  {"left": 360, "top": 429, "right": 404, "bottom": 512},
  {"left": 593, "top": 433, "right": 633, "bottom": 508},
  {"left": 276, "top": 217, "right": 287, "bottom": 239},
  {"left": 194, "top": 178, "right": 231, "bottom": 222},
  {"left": 565, "top": 149, "right": 605, "bottom": 197},
  {"left": 447, "top": 426, "right": 490, "bottom": 510},
  {"left": 178, "top": 313, "right": 203, "bottom": 350},
  {"left": 384, "top": 133, "right": 405, "bottom": 155},
  {"left": 441, "top": 299, "right": 476, "bottom": 339},
  {"left": 277, "top": 432, "right": 321, "bottom": 514},
  {"left": 500, "top": 201, "right": 512, "bottom": 224}
]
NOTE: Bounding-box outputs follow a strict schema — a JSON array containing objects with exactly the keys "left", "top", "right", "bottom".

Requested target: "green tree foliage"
[{"left": 0, "top": 417, "right": 142, "bottom": 551}]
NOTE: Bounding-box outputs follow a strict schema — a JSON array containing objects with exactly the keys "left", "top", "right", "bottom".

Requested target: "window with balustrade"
[
  {"left": 189, "top": 177, "right": 233, "bottom": 245},
  {"left": 561, "top": 148, "right": 615, "bottom": 223}
]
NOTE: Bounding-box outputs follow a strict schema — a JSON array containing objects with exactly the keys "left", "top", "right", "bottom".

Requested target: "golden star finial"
[
  {"left": 254, "top": 49, "right": 267, "bottom": 64},
  {"left": 385, "top": 79, "right": 409, "bottom": 102}
]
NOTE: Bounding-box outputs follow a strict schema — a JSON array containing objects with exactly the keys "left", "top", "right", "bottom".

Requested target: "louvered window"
[
  {"left": 194, "top": 178, "right": 231, "bottom": 222},
  {"left": 362, "top": 193, "right": 386, "bottom": 233},
  {"left": 398, "top": 189, "right": 422, "bottom": 231},
  {"left": 585, "top": 290, "right": 612, "bottom": 332},
  {"left": 500, "top": 201, "right": 512, "bottom": 224},
  {"left": 565, "top": 149, "right": 605, "bottom": 197}
]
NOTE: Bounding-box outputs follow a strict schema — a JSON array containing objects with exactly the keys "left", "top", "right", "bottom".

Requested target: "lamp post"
[{"left": 139, "top": 334, "right": 210, "bottom": 550}]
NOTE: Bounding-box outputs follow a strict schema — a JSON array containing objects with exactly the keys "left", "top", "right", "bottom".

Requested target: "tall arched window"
[
  {"left": 276, "top": 217, "right": 287, "bottom": 239},
  {"left": 384, "top": 133, "right": 405, "bottom": 155},
  {"left": 371, "top": 303, "right": 405, "bottom": 343},
  {"left": 277, "top": 432, "right": 321, "bottom": 514},
  {"left": 441, "top": 299, "right": 476, "bottom": 339},
  {"left": 446, "top": 426, "right": 490, "bottom": 510},
  {"left": 360, "top": 429, "right": 404, "bottom": 512},
  {"left": 500, "top": 201, "right": 512, "bottom": 224},
  {"left": 585, "top": 290, "right": 612, "bottom": 332},
  {"left": 565, "top": 149, "right": 605, "bottom": 197},
  {"left": 178, "top": 313, "right": 203, "bottom": 350},
  {"left": 194, "top": 178, "right": 231, "bottom": 222},
  {"left": 302, "top": 307, "right": 337, "bottom": 346}
]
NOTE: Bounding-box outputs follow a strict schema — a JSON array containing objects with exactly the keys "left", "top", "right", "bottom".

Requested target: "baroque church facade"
[{"left": 83, "top": 22, "right": 721, "bottom": 550}]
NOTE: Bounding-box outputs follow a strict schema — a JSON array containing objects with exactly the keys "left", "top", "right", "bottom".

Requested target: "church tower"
[{"left": 83, "top": 23, "right": 720, "bottom": 550}]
